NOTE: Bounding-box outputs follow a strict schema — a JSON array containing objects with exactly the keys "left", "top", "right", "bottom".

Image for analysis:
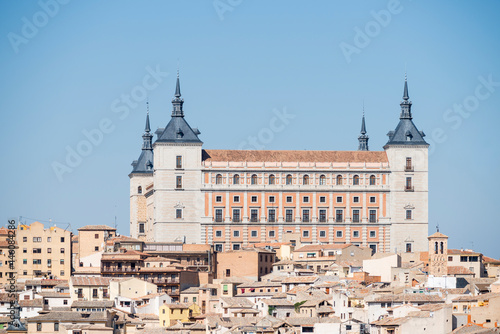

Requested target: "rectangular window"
[
  {"left": 303, "top": 196, "right": 309, "bottom": 203},
  {"left": 251, "top": 196, "right": 258, "bottom": 203},
  {"left": 336, "top": 196, "right": 343, "bottom": 203},
  {"left": 95, "top": 233, "right": 99, "bottom": 239},
  {"left": 352, "top": 210, "right": 360, "bottom": 223},
  {"left": 269, "top": 230, "right": 275, "bottom": 238},
  {"left": 92, "top": 289, "right": 98, "bottom": 298},
  {"left": 370, "top": 196, "right": 376, "bottom": 203},
  {"left": 285, "top": 209, "right": 293, "bottom": 222},
  {"left": 33, "top": 237, "right": 42, "bottom": 242},
  {"left": 353, "top": 196, "right": 359, "bottom": 203},
  {"left": 94, "top": 246, "right": 99, "bottom": 251},
  {"left": 233, "top": 196, "right": 240, "bottom": 202},
  {"left": 33, "top": 259, "right": 42, "bottom": 265},
  {"left": 319, "top": 230, "right": 326, "bottom": 238},
  {"left": 286, "top": 196, "right": 293, "bottom": 203},
  {"left": 460, "top": 256, "right": 468, "bottom": 262},
  {"left": 369, "top": 231, "right": 376, "bottom": 238},
  {"left": 139, "top": 223, "right": 145, "bottom": 234},
  {"left": 54, "top": 323, "right": 59, "bottom": 331},
  {"left": 448, "top": 256, "right": 453, "bottom": 261},
  {"left": 406, "top": 210, "right": 412, "bottom": 219},
  {"left": 37, "top": 323, "right": 42, "bottom": 331},
  {"left": 23, "top": 237, "right": 27, "bottom": 242},
  {"left": 319, "top": 196, "right": 326, "bottom": 203},
  {"left": 268, "top": 209, "right": 276, "bottom": 223},
  {"left": 215, "top": 230, "right": 222, "bottom": 237},
  {"left": 406, "top": 157, "right": 412, "bottom": 170},
  {"left": 176, "top": 176, "right": 182, "bottom": 189},
  {"left": 319, "top": 209, "right": 326, "bottom": 222},
  {"left": 176, "top": 209, "right": 182, "bottom": 219},
  {"left": 233, "top": 230, "right": 240, "bottom": 237},
  {"left": 336, "top": 210, "right": 343, "bottom": 222},
  {"left": 215, "top": 244, "right": 223, "bottom": 252},
  {"left": 369, "top": 244, "right": 377, "bottom": 254},
  {"left": 369, "top": 210, "right": 377, "bottom": 223},
  {"left": 269, "top": 196, "right": 275, "bottom": 203},
  {"left": 405, "top": 177, "right": 413, "bottom": 191},
  {"left": 336, "top": 231, "right": 343, "bottom": 238},
  {"left": 232, "top": 244, "right": 240, "bottom": 250},
  {"left": 33, "top": 248, "right": 42, "bottom": 253},
  {"left": 251, "top": 230, "right": 258, "bottom": 237},
  {"left": 215, "top": 196, "right": 222, "bottom": 202},
  {"left": 47, "top": 237, "right": 51, "bottom": 242},
  {"left": 232, "top": 209, "right": 240, "bottom": 222},
  {"left": 406, "top": 243, "right": 412, "bottom": 253},
  {"left": 60, "top": 259, "right": 64, "bottom": 265},
  {"left": 250, "top": 209, "right": 259, "bottom": 222},
  {"left": 176, "top": 155, "right": 182, "bottom": 169},
  {"left": 215, "top": 209, "right": 223, "bottom": 222},
  {"left": 302, "top": 230, "right": 309, "bottom": 238},
  {"left": 302, "top": 209, "right": 310, "bottom": 222},
  {"left": 353, "top": 230, "right": 360, "bottom": 238},
  {"left": 60, "top": 248, "right": 65, "bottom": 254},
  {"left": 23, "top": 248, "right": 27, "bottom": 253}
]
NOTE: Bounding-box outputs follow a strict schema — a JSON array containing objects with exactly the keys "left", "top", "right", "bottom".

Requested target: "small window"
[
  {"left": 137, "top": 186, "right": 142, "bottom": 194},
  {"left": 302, "top": 230, "right": 310, "bottom": 238},
  {"left": 60, "top": 270, "right": 64, "bottom": 276},
  {"left": 370, "top": 196, "right": 376, "bottom": 203},
  {"left": 233, "top": 174, "right": 240, "bottom": 184},
  {"left": 233, "top": 230, "right": 240, "bottom": 237},
  {"left": 269, "top": 196, "right": 275, "bottom": 203},
  {"left": 406, "top": 243, "right": 412, "bottom": 253},
  {"left": 336, "top": 231, "right": 343, "bottom": 238},
  {"left": 251, "top": 196, "right": 258, "bottom": 203},
  {"left": 23, "top": 237, "right": 27, "bottom": 242},
  {"left": 406, "top": 157, "right": 412, "bottom": 170},
  {"left": 336, "top": 196, "right": 343, "bottom": 203},
  {"left": 406, "top": 210, "right": 412, "bottom": 219},
  {"left": 448, "top": 256, "right": 453, "bottom": 261},
  {"left": 176, "top": 155, "right": 182, "bottom": 169},
  {"left": 37, "top": 323, "right": 42, "bottom": 331},
  {"left": 269, "top": 230, "right": 275, "bottom": 238},
  {"left": 286, "top": 174, "right": 293, "bottom": 185},
  {"left": 369, "top": 210, "right": 377, "bottom": 223},
  {"left": 94, "top": 246, "right": 99, "bottom": 251},
  {"left": 215, "top": 209, "right": 223, "bottom": 222},
  {"left": 319, "top": 230, "right": 326, "bottom": 238},
  {"left": 60, "top": 259, "right": 64, "bottom": 264},
  {"left": 353, "top": 230, "right": 360, "bottom": 238},
  {"left": 370, "top": 175, "right": 376, "bottom": 185},
  {"left": 352, "top": 209, "right": 360, "bottom": 223},
  {"left": 251, "top": 230, "right": 258, "bottom": 237},
  {"left": 269, "top": 174, "right": 275, "bottom": 185},
  {"left": 319, "top": 175, "right": 326, "bottom": 185},
  {"left": 319, "top": 196, "right": 326, "bottom": 203},
  {"left": 215, "top": 244, "right": 223, "bottom": 252},
  {"left": 353, "top": 196, "right": 359, "bottom": 203},
  {"left": 303, "top": 175, "right": 309, "bottom": 185},
  {"left": 285, "top": 209, "right": 293, "bottom": 222},
  {"left": 406, "top": 177, "right": 413, "bottom": 191},
  {"left": 215, "top": 230, "right": 222, "bottom": 237},
  {"left": 251, "top": 174, "right": 258, "bottom": 185},
  {"left": 353, "top": 175, "right": 360, "bottom": 185},
  {"left": 303, "top": 196, "right": 309, "bottom": 203},
  {"left": 369, "top": 231, "right": 376, "bottom": 238},
  {"left": 176, "top": 176, "right": 182, "bottom": 189},
  {"left": 233, "top": 195, "right": 240, "bottom": 202},
  {"left": 176, "top": 209, "right": 182, "bottom": 219},
  {"left": 232, "top": 244, "right": 240, "bottom": 250},
  {"left": 60, "top": 248, "right": 65, "bottom": 254},
  {"left": 216, "top": 174, "right": 223, "bottom": 184},
  {"left": 286, "top": 196, "right": 293, "bottom": 203},
  {"left": 215, "top": 195, "right": 222, "bottom": 202},
  {"left": 232, "top": 209, "right": 240, "bottom": 222}
]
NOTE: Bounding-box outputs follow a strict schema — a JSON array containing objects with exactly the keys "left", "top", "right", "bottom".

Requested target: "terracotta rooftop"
[
  {"left": 78, "top": 225, "right": 116, "bottom": 231},
  {"left": 428, "top": 232, "right": 448, "bottom": 239},
  {"left": 448, "top": 266, "right": 476, "bottom": 276},
  {"left": 283, "top": 276, "right": 319, "bottom": 284},
  {"left": 71, "top": 277, "right": 111, "bottom": 286},
  {"left": 448, "top": 249, "right": 482, "bottom": 255},
  {"left": 483, "top": 256, "right": 500, "bottom": 264},
  {"left": 202, "top": 149, "right": 388, "bottom": 163},
  {"left": 294, "top": 243, "right": 353, "bottom": 253},
  {"left": 183, "top": 244, "right": 212, "bottom": 251}
]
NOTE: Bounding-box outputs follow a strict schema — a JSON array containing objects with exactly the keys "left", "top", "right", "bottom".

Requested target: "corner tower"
[
  {"left": 129, "top": 110, "right": 154, "bottom": 240},
  {"left": 358, "top": 113, "right": 369, "bottom": 151},
  {"left": 384, "top": 76, "right": 429, "bottom": 253},
  {"left": 152, "top": 74, "right": 203, "bottom": 243}
]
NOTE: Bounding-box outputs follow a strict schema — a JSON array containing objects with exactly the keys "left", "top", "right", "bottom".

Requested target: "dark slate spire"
[
  {"left": 6, "top": 300, "right": 26, "bottom": 331},
  {"left": 400, "top": 74, "right": 412, "bottom": 119},
  {"left": 131, "top": 108, "right": 154, "bottom": 174},
  {"left": 172, "top": 72, "right": 184, "bottom": 117},
  {"left": 358, "top": 111, "right": 369, "bottom": 151},
  {"left": 384, "top": 76, "right": 429, "bottom": 148}
]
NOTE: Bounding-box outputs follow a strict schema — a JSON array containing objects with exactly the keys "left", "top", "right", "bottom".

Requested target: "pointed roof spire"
[
  {"left": 361, "top": 102, "right": 366, "bottom": 135},
  {"left": 175, "top": 70, "right": 181, "bottom": 98},
  {"left": 358, "top": 106, "right": 369, "bottom": 151},
  {"left": 403, "top": 72, "right": 409, "bottom": 100},
  {"left": 171, "top": 72, "right": 184, "bottom": 117},
  {"left": 145, "top": 101, "right": 151, "bottom": 133}
]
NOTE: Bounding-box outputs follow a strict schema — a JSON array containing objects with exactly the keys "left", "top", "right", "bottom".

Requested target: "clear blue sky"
[{"left": 1, "top": 1, "right": 499, "bottom": 258}]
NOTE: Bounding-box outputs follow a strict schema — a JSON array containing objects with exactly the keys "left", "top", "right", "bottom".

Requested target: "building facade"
[{"left": 130, "top": 76, "right": 429, "bottom": 253}]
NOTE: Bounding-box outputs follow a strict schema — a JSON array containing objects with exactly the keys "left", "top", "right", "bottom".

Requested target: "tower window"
[
  {"left": 406, "top": 157, "right": 412, "bottom": 171},
  {"left": 139, "top": 223, "right": 145, "bottom": 234},
  {"left": 319, "top": 175, "right": 326, "bottom": 185},
  {"left": 406, "top": 243, "right": 412, "bottom": 253},
  {"left": 251, "top": 196, "right": 258, "bottom": 203},
  {"left": 319, "top": 196, "right": 326, "bottom": 203},
  {"left": 176, "top": 209, "right": 182, "bottom": 219},
  {"left": 405, "top": 177, "right": 413, "bottom": 191},
  {"left": 233, "top": 174, "right": 239, "bottom": 185},
  {"left": 406, "top": 210, "right": 412, "bottom": 219},
  {"left": 176, "top": 176, "right": 182, "bottom": 189},
  {"left": 216, "top": 174, "right": 222, "bottom": 184},
  {"left": 251, "top": 174, "right": 258, "bottom": 185},
  {"left": 269, "top": 174, "right": 275, "bottom": 185},
  {"left": 303, "top": 175, "right": 309, "bottom": 185},
  {"left": 137, "top": 186, "right": 142, "bottom": 194},
  {"left": 369, "top": 175, "right": 376, "bottom": 185},
  {"left": 336, "top": 175, "right": 343, "bottom": 185},
  {"left": 286, "top": 174, "right": 293, "bottom": 185},
  {"left": 353, "top": 175, "right": 360, "bottom": 185},
  {"left": 176, "top": 156, "right": 182, "bottom": 169}
]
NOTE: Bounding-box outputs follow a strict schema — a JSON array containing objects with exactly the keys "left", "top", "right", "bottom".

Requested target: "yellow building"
[
  {"left": 159, "top": 303, "right": 201, "bottom": 327},
  {"left": 17, "top": 221, "right": 72, "bottom": 280}
]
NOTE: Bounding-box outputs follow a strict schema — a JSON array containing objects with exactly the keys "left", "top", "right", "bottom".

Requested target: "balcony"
[
  {"left": 404, "top": 166, "right": 414, "bottom": 172},
  {"left": 405, "top": 186, "right": 414, "bottom": 192}
]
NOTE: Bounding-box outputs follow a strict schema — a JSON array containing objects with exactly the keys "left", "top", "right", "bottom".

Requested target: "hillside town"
[{"left": 1, "top": 222, "right": 499, "bottom": 333}]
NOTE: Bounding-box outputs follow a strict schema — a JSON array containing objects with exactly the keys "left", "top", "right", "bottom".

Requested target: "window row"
[
  {"left": 214, "top": 195, "right": 378, "bottom": 204},
  {"left": 23, "top": 248, "right": 66, "bottom": 254},
  {"left": 213, "top": 208, "right": 378, "bottom": 223},
  {"left": 22, "top": 237, "right": 65, "bottom": 242},
  {"left": 24, "top": 259, "right": 65, "bottom": 265},
  {"left": 213, "top": 174, "right": 379, "bottom": 186},
  {"left": 214, "top": 229, "right": 379, "bottom": 239}
]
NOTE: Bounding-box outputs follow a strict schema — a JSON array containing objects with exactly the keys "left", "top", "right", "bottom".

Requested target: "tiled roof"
[
  {"left": 262, "top": 299, "right": 293, "bottom": 306},
  {"left": 19, "top": 299, "right": 43, "bottom": 307},
  {"left": 238, "top": 281, "right": 282, "bottom": 288},
  {"left": 370, "top": 294, "right": 444, "bottom": 303},
  {"left": 183, "top": 244, "right": 211, "bottom": 251},
  {"left": 71, "top": 276, "right": 111, "bottom": 286},
  {"left": 448, "top": 249, "right": 482, "bottom": 255},
  {"left": 164, "top": 303, "right": 190, "bottom": 309},
  {"left": 78, "top": 225, "right": 116, "bottom": 231},
  {"left": 25, "top": 279, "right": 68, "bottom": 286},
  {"left": 71, "top": 300, "right": 114, "bottom": 308},
  {"left": 482, "top": 256, "right": 500, "bottom": 264},
  {"left": 203, "top": 150, "right": 388, "bottom": 163},
  {"left": 26, "top": 311, "right": 111, "bottom": 322},
  {"left": 294, "top": 243, "right": 352, "bottom": 252},
  {"left": 220, "top": 297, "right": 255, "bottom": 308},
  {"left": 38, "top": 292, "right": 70, "bottom": 298},
  {"left": 448, "top": 266, "right": 475, "bottom": 276},
  {"left": 282, "top": 276, "right": 318, "bottom": 284},
  {"left": 428, "top": 232, "right": 448, "bottom": 239}
]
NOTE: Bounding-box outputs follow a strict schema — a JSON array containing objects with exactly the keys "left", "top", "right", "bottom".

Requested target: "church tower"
[
  {"left": 384, "top": 76, "right": 429, "bottom": 252},
  {"left": 428, "top": 231, "right": 448, "bottom": 276},
  {"left": 129, "top": 111, "right": 154, "bottom": 240},
  {"left": 152, "top": 74, "right": 203, "bottom": 243}
]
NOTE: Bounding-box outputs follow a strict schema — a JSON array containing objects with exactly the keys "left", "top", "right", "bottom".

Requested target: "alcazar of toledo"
[{"left": 129, "top": 75, "right": 429, "bottom": 254}]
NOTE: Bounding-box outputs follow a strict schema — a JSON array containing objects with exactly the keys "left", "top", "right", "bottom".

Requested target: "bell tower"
[{"left": 428, "top": 230, "right": 448, "bottom": 276}]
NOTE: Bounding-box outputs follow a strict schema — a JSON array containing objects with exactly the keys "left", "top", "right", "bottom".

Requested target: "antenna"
[{"left": 436, "top": 223, "right": 439, "bottom": 232}]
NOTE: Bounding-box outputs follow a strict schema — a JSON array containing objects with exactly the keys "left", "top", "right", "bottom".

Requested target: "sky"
[{"left": 1, "top": 1, "right": 499, "bottom": 258}]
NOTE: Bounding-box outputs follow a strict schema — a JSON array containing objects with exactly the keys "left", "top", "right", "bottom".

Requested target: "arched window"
[
  {"left": 337, "top": 175, "right": 343, "bottom": 185},
  {"left": 370, "top": 175, "right": 376, "bottom": 185},
  {"left": 269, "top": 174, "right": 275, "bottom": 185},
  {"left": 303, "top": 175, "right": 309, "bottom": 185},
  {"left": 216, "top": 174, "right": 222, "bottom": 185},
  {"left": 137, "top": 186, "right": 142, "bottom": 194},
  {"left": 353, "top": 175, "right": 360, "bottom": 185},
  {"left": 286, "top": 174, "right": 292, "bottom": 185},
  {"left": 434, "top": 242, "right": 438, "bottom": 254},
  {"left": 319, "top": 175, "right": 326, "bottom": 185},
  {"left": 251, "top": 174, "right": 258, "bottom": 185},
  {"left": 233, "top": 174, "right": 240, "bottom": 185},
  {"left": 440, "top": 242, "right": 444, "bottom": 254}
]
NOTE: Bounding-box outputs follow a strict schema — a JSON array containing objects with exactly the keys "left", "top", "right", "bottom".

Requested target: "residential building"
[
  {"left": 69, "top": 276, "right": 111, "bottom": 302},
  {"left": 129, "top": 77, "right": 429, "bottom": 254},
  {"left": 0, "top": 227, "right": 17, "bottom": 286},
  {"left": 292, "top": 243, "right": 371, "bottom": 272},
  {"left": 159, "top": 303, "right": 200, "bottom": 327},
  {"left": 216, "top": 248, "right": 276, "bottom": 281},
  {"left": 26, "top": 310, "right": 115, "bottom": 334},
  {"left": 17, "top": 221, "right": 72, "bottom": 280}
]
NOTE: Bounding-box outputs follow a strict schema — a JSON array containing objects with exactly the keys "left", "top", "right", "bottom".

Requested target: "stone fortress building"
[{"left": 129, "top": 75, "right": 429, "bottom": 254}]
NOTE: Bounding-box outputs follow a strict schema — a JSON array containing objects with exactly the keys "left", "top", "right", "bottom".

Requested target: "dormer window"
[
  {"left": 405, "top": 130, "right": 412, "bottom": 141},
  {"left": 176, "top": 128, "right": 184, "bottom": 139}
]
